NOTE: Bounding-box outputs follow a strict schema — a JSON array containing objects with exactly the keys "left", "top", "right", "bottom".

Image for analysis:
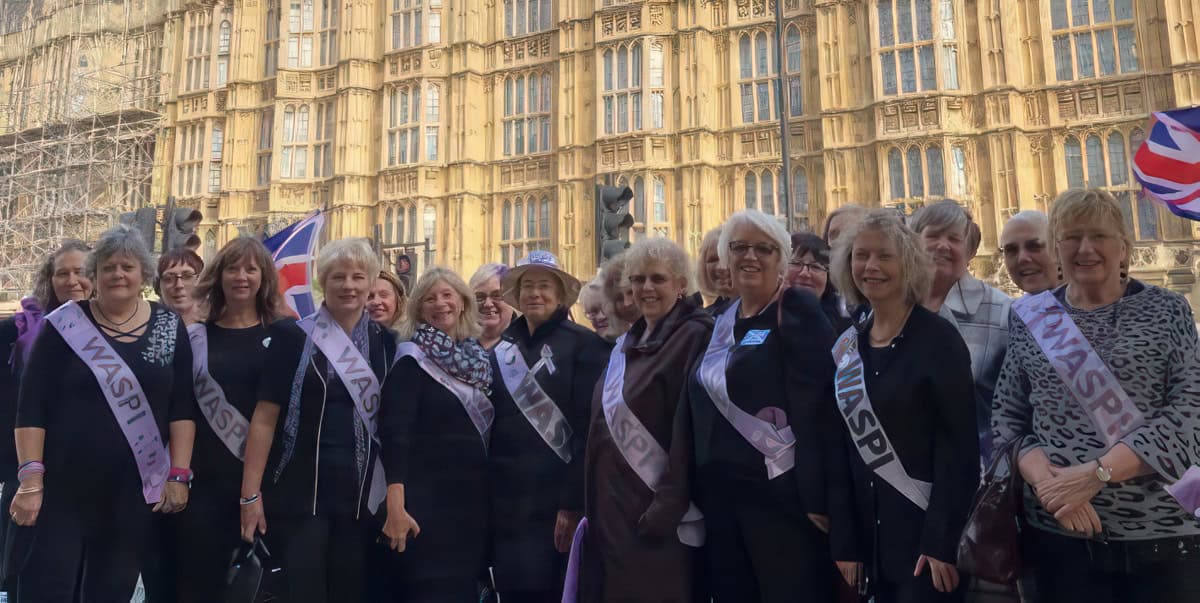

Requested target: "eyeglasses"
[
  {"left": 728, "top": 242, "right": 780, "bottom": 257},
  {"left": 474, "top": 291, "right": 504, "bottom": 305},
  {"left": 788, "top": 261, "right": 828, "bottom": 274},
  {"left": 628, "top": 274, "right": 672, "bottom": 286},
  {"left": 160, "top": 272, "right": 197, "bottom": 285},
  {"left": 1000, "top": 240, "right": 1047, "bottom": 256}
]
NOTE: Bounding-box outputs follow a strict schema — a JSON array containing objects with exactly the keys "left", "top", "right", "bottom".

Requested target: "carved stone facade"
[{"left": 5, "top": 0, "right": 1199, "bottom": 307}]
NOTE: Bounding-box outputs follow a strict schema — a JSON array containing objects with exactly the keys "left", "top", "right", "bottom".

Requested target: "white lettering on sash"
[
  {"left": 495, "top": 340, "right": 574, "bottom": 463},
  {"left": 187, "top": 324, "right": 251, "bottom": 460}
]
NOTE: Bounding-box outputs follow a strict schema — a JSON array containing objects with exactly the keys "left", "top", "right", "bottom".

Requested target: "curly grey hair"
[
  {"left": 830, "top": 209, "right": 933, "bottom": 308},
  {"left": 622, "top": 236, "right": 694, "bottom": 293},
  {"left": 87, "top": 224, "right": 155, "bottom": 288}
]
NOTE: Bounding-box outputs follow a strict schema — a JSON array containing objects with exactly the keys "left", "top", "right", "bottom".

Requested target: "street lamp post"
[{"left": 774, "top": 0, "right": 793, "bottom": 233}]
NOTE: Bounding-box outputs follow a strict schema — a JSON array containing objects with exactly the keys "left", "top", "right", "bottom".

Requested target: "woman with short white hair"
[
  {"left": 828, "top": 210, "right": 978, "bottom": 601},
  {"left": 13, "top": 225, "right": 196, "bottom": 601},
  {"left": 239, "top": 238, "right": 396, "bottom": 603},
  {"left": 685, "top": 209, "right": 845, "bottom": 601},
  {"left": 579, "top": 276, "right": 612, "bottom": 341},
  {"left": 469, "top": 263, "right": 515, "bottom": 350},
  {"left": 377, "top": 267, "right": 494, "bottom": 601}
]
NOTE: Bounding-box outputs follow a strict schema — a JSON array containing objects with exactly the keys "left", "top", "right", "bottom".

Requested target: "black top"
[
  {"left": 379, "top": 353, "right": 490, "bottom": 582},
  {"left": 688, "top": 288, "right": 845, "bottom": 520},
  {"left": 703, "top": 296, "right": 734, "bottom": 317},
  {"left": 834, "top": 305, "right": 979, "bottom": 583},
  {"left": 257, "top": 317, "right": 396, "bottom": 519},
  {"left": 0, "top": 317, "right": 19, "bottom": 480},
  {"left": 191, "top": 320, "right": 286, "bottom": 503},
  {"left": 16, "top": 301, "right": 195, "bottom": 499},
  {"left": 487, "top": 307, "right": 611, "bottom": 591}
]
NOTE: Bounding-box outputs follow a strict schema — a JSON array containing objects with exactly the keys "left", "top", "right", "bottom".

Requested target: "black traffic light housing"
[
  {"left": 118, "top": 207, "right": 158, "bottom": 249},
  {"left": 596, "top": 185, "right": 634, "bottom": 266},
  {"left": 163, "top": 196, "right": 203, "bottom": 252}
]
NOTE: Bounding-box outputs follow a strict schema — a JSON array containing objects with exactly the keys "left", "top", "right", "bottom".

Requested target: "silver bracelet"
[{"left": 239, "top": 493, "right": 261, "bottom": 505}]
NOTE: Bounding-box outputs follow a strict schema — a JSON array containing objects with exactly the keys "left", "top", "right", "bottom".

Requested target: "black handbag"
[
  {"left": 957, "top": 440, "right": 1024, "bottom": 584},
  {"left": 224, "top": 535, "right": 277, "bottom": 603}
]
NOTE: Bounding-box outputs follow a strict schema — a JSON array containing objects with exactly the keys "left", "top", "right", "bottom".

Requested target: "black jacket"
[
  {"left": 257, "top": 317, "right": 396, "bottom": 519},
  {"left": 487, "top": 307, "right": 610, "bottom": 592},
  {"left": 0, "top": 318, "right": 18, "bottom": 481},
  {"left": 834, "top": 305, "right": 979, "bottom": 584},
  {"left": 378, "top": 352, "right": 490, "bottom": 583}
]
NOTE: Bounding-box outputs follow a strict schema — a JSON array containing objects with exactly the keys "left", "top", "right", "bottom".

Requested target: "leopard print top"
[{"left": 992, "top": 282, "right": 1200, "bottom": 541}]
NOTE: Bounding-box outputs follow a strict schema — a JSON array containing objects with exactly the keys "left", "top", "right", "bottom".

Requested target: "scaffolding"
[{"left": 0, "top": 0, "right": 167, "bottom": 297}]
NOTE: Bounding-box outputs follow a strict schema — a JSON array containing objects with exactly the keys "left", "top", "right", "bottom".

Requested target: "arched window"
[
  {"left": 950, "top": 146, "right": 967, "bottom": 195},
  {"left": 1049, "top": 0, "right": 1139, "bottom": 81},
  {"left": 906, "top": 146, "right": 924, "bottom": 198},
  {"left": 889, "top": 148, "right": 905, "bottom": 199},
  {"left": 526, "top": 198, "right": 536, "bottom": 240},
  {"left": 745, "top": 172, "right": 758, "bottom": 211},
  {"left": 793, "top": 168, "right": 809, "bottom": 220},
  {"left": 786, "top": 27, "right": 801, "bottom": 71},
  {"left": 652, "top": 176, "right": 667, "bottom": 222},
  {"left": 1108, "top": 131, "right": 1127, "bottom": 185},
  {"left": 219, "top": 21, "right": 232, "bottom": 54},
  {"left": 617, "top": 46, "right": 628, "bottom": 89},
  {"left": 631, "top": 43, "right": 642, "bottom": 87},
  {"left": 540, "top": 197, "right": 551, "bottom": 238},
  {"left": 754, "top": 32, "right": 769, "bottom": 76},
  {"left": 603, "top": 50, "right": 614, "bottom": 91},
  {"left": 385, "top": 208, "right": 394, "bottom": 243},
  {"left": 926, "top": 146, "right": 945, "bottom": 197},
  {"left": 786, "top": 26, "right": 802, "bottom": 117},
  {"left": 1086, "top": 134, "right": 1104, "bottom": 186},
  {"left": 739, "top": 35, "right": 752, "bottom": 79},
  {"left": 1065, "top": 136, "right": 1084, "bottom": 189},
  {"left": 761, "top": 171, "right": 776, "bottom": 216},
  {"left": 502, "top": 200, "right": 512, "bottom": 241},
  {"left": 514, "top": 199, "right": 524, "bottom": 238},
  {"left": 395, "top": 205, "right": 405, "bottom": 242},
  {"left": 633, "top": 175, "right": 647, "bottom": 228},
  {"left": 283, "top": 105, "right": 296, "bottom": 142},
  {"left": 296, "top": 105, "right": 310, "bottom": 141}
]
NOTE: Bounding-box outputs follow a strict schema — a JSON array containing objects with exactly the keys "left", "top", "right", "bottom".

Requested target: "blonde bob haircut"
[
  {"left": 1047, "top": 188, "right": 1133, "bottom": 267},
  {"left": 315, "top": 238, "right": 381, "bottom": 292},
  {"left": 398, "top": 266, "right": 482, "bottom": 341},
  {"left": 830, "top": 209, "right": 933, "bottom": 308},
  {"left": 696, "top": 228, "right": 725, "bottom": 298},
  {"left": 717, "top": 210, "right": 792, "bottom": 277},
  {"left": 622, "top": 236, "right": 694, "bottom": 293}
]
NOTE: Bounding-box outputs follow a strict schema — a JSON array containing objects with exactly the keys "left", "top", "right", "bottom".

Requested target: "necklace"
[
  {"left": 869, "top": 304, "right": 914, "bottom": 346},
  {"left": 739, "top": 281, "right": 783, "bottom": 319},
  {"left": 95, "top": 300, "right": 141, "bottom": 328}
]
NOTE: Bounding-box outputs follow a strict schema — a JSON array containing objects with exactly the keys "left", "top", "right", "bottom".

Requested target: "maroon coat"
[{"left": 580, "top": 300, "right": 713, "bottom": 603}]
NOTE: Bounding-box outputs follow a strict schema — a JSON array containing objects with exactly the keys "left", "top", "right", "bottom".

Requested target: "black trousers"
[
  {"left": 698, "top": 475, "right": 833, "bottom": 603},
  {"left": 170, "top": 491, "right": 242, "bottom": 603},
  {"left": 15, "top": 489, "right": 155, "bottom": 603},
  {"left": 270, "top": 512, "right": 373, "bottom": 603},
  {"left": 872, "top": 573, "right": 965, "bottom": 603},
  {"left": 1025, "top": 526, "right": 1200, "bottom": 603}
]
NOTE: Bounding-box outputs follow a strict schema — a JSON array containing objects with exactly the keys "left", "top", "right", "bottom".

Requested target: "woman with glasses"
[
  {"left": 579, "top": 277, "right": 613, "bottom": 342},
  {"left": 156, "top": 249, "right": 205, "bottom": 325},
  {"left": 685, "top": 210, "right": 846, "bottom": 601},
  {"left": 789, "top": 233, "right": 852, "bottom": 332},
  {"left": 469, "top": 263, "right": 516, "bottom": 351}
]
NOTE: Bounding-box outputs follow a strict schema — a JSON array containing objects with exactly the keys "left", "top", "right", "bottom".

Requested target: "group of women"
[{"left": 0, "top": 186, "right": 1198, "bottom": 603}]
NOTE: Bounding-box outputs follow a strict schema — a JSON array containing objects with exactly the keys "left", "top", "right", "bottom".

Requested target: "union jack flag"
[
  {"left": 1132, "top": 106, "right": 1200, "bottom": 221},
  {"left": 262, "top": 211, "right": 325, "bottom": 319}
]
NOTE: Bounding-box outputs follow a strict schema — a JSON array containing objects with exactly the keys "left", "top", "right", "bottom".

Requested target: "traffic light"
[
  {"left": 596, "top": 185, "right": 634, "bottom": 265},
  {"left": 164, "top": 207, "right": 203, "bottom": 251},
  {"left": 118, "top": 207, "right": 158, "bottom": 249}
]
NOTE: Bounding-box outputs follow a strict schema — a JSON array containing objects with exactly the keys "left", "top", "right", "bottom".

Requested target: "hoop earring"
[
  {"left": 1119, "top": 262, "right": 1128, "bottom": 283},
  {"left": 1057, "top": 265, "right": 1063, "bottom": 280}
]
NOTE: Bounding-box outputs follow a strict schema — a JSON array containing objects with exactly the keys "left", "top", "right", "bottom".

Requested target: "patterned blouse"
[{"left": 991, "top": 282, "right": 1200, "bottom": 541}]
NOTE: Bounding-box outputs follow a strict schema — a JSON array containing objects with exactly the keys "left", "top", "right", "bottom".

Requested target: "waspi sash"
[
  {"left": 602, "top": 335, "right": 704, "bottom": 546},
  {"left": 832, "top": 325, "right": 932, "bottom": 510},
  {"left": 47, "top": 301, "right": 170, "bottom": 504},
  {"left": 697, "top": 301, "right": 795, "bottom": 479},
  {"left": 494, "top": 340, "right": 573, "bottom": 463},
  {"left": 395, "top": 341, "right": 494, "bottom": 448},
  {"left": 300, "top": 308, "right": 387, "bottom": 513},
  {"left": 187, "top": 324, "right": 251, "bottom": 460},
  {"left": 1013, "top": 291, "right": 1144, "bottom": 446}
]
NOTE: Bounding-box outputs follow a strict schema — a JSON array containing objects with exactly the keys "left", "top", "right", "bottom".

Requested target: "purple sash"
[
  {"left": 1013, "top": 292, "right": 1144, "bottom": 446},
  {"left": 832, "top": 325, "right": 932, "bottom": 510},
  {"left": 697, "top": 300, "right": 795, "bottom": 479},
  {"left": 187, "top": 324, "right": 251, "bottom": 460},
  {"left": 601, "top": 335, "right": 704, "bottom": 546},
  {"left": 46, "top": 301, "right": 170, "bottom": 504},
  {"left": 300, "top": 308, "right": 386, "bottom": 513},
  {"left": 494, "top": 340, "right": 574, "bottom": 463},
  {"left": 395, "top": 341, "right": 494, "bottom": 447}
]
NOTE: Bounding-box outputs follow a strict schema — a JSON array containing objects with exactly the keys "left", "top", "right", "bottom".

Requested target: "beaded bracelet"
[
  {"left": 16, "top": 461, "right": 44, "bottom": 483},
  {"left": 239, "top": 493, "right": 261, "bottom": 506}
]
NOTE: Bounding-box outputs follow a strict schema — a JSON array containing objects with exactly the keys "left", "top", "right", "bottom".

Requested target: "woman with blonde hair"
[
  {"left": 239, "top": 238, "right": 396, "bottom": 603},
  {"left": 599, "top": 254, "right": 640, "bottom": 339},
  {"left": 696, "top": 227, "right": 735, "bottom": 316},
  {"left": 828, "top": 210, "right": 977, "bottom": 601},
  {"left": 993, "top": 189, "right": 1200, "bottom": 602},
  {"left": 579, "top": 276, "right": 613, "bottom": 342},
  {"left": 579, "top": 236, "right": 712, "bottom": 602},
  {"left": 377, "top": 267, "right": 494, "bottom": 601},
  {"left": 368, "top": 270, "right": 408, "bottom": 332},
  {"left": 176, "top": 237, "right": 289, "bottom": 602}
]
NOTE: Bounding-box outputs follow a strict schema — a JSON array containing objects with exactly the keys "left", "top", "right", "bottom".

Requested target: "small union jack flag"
[
  {"left": 262, "top": 211, "right": 325, "bottom": 319},
  {"left": 1132, "top": 106, "right": 1200, "bottom": 221}
]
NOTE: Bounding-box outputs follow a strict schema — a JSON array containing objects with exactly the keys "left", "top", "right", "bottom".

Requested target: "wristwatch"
[{"left": 1095, "top": 462, "right": 1113, "bottom": 483}]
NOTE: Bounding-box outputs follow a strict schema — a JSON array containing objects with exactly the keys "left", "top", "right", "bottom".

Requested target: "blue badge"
[{"left": 740, "top": 329, "right": 770, "bottom": 346}]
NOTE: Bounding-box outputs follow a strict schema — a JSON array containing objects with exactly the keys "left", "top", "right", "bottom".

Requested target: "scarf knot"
[{"left": 412, "top": 323, "right": 492, "bottom": 394}]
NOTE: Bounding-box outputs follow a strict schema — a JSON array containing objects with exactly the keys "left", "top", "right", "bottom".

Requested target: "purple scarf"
[{"left": 11, "top": 297, "right": 45, "bottom": 370}]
